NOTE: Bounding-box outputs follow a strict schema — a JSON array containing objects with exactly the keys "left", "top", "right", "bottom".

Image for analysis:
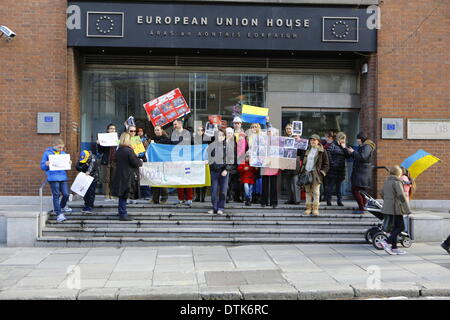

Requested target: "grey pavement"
[{"left": 0, "top": 243, "right": 449, "bottom": 300}]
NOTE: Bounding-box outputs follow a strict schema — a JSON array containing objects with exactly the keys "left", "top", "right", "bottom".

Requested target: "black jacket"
[
  {"left": 208, "top": 140, "right": 235, "bottom": 173},
  {"left": 111, "top": 145, "right": 143, "bottom": 199},
  {"left": 350, "top": 140, "right": 376, "bottom": 188},
  {"left": 327, "top": 141, "right": 350, "bottom": 180},
  {"left": 153, "top": 135, "right": 171, "bottom": 145},
  {"left": 97, "top": 144, "right": 116, "bottom": 166},
  {"left": 76, "top": 156, "right": 100, "bottom": 183}
]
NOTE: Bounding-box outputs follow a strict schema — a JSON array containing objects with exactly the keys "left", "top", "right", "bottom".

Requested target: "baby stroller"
[{"left": 360, "top": 189, "right": 412, "bottom": 250}]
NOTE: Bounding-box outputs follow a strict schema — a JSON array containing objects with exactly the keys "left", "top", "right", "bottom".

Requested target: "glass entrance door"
[{"left": 281, "top": 108, "right": 360, "bottom": 197}]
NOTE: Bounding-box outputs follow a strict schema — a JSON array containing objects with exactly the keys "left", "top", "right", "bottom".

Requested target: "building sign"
[
  {"left": 407, "top": 119, "right": 450, "bottom": 140},
  {"left": 381, "top": 118, "right": 404, "bottom": 139},
  {"left": 67, "top": 2, "right": 377, "bottom": 52}
]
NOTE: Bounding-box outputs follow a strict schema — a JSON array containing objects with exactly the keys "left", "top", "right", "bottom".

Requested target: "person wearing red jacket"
[{"left": 237, "top": 154, "right": 258, "bottom": 206}]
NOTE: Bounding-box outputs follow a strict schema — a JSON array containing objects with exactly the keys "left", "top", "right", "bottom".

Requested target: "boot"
[
  {"left": 304, "top": 203, "right": 312, "bottom": 215},
  {"left": 312, "top": 204, "right": 320, "bottom": 216},
  {"left": 337, "top": 198, "right": 344, "bottom": 207}
]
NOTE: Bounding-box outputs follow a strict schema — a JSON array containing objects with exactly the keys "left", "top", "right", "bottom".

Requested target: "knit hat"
[
  {"left": 356, "top": 132, "right": 367, "bottom": 142},
  {"left": 310, "top": 134, "right": 321, "bottom": 142},
  {"left": 232, "top": 116, "right": 242, "bottom": 123},
  {"left": 226, "top": 127, "right": 234, "bottom": 135},
  {"left": 79, "top": 150, "right": 91, "bottom": 164}
]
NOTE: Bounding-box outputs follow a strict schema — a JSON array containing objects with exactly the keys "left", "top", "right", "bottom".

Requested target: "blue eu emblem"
[
  {"left": 87, "top": 12, "right": 124, "bottom": 38},
  {"left": 322, "top": 17, "right": 358, "bottom": 42}
]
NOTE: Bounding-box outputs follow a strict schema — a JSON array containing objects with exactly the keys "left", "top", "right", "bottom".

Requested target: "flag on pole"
[
  {"left": 241, "top": 104, "right": 269, "bottom": 125},
  {"left": 400, "top": 149, "right": 440, "bottom": 179}
]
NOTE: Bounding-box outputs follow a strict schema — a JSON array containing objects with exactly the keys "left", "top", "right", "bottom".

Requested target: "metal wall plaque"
[
  {"left": 381, "top": 118, "right": 403, "bottom": 139},
  {"left": 37, "top": 112, "right": 60, "bottom": 134},
  {"left": 407, "top": 119, "right": 450, "bottom": 140}
]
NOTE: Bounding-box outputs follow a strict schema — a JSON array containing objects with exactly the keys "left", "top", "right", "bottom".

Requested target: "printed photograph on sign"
[
  {"left": 269, "top": 146, "right": 279, "bottom": 156},
  {"left": 294, "top": 138, "right": 309, "bottom": 150},
  {"left": 155, "top": 116, "right": 167, "bottom": 126},
  {"left": 161, "top": 102, "right": 173, "bottom": 113},
  {"left": 283, "top": 148, "right": 297, "bottom": 159},
  {"left": 208, "top": 115, "right": 222, "bottom": 125},
  {"left": 173, "top": 97, "right": 185, "bottom": 108},
  {"left": 152, "top": 107, "right": 162, "bottom": 118},
  {"left": 258, "top": 146, "right": 268, "bottom": 157},
  {"left": 292, "top": 121, "right": 303, "bottom": 135},
  {"left": 270, "top": 136, "right": 280, "bottom": 146},
  {"left": 165, "top": 111, "right": 177, "bottom": 120},
  {"left": 177, "top": 107, "right": 188, "bottom": 115}
]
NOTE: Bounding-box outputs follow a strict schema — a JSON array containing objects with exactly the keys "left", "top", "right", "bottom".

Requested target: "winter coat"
[
  {"left": 76, "top": 156, "right": 99, "bottom": 183},
  {"left": 40, "top": 147, "right": 69, "bottom": 182},
  {"left": 207, "top": 140, "right": 235, "bottom": 173},
  {"left": 97, "top": 144, "right": 116, "bottom": 166},
  {"left": 111, "top": 145, "right": 143, "bottom": 199},
  {"left": 327, "top": 141, "right": 349, "bottom": 180},
  {"left": 350, "top": 140, "right": 376, "bottom": 188},
  {"left": 153, "top": 134, "right": 171, "bottom": 145},
  {"left": 170, "top": 128, "right": 193, "bottom": 145},
  {"left": 300, "top": 144, "right": 330, "bottom": 185},
  {"left": 237, "top": 162, "right": 258, "bottom": 184},
  {"left": 381, "top": 175, "right": 412, "bottom": 216}
]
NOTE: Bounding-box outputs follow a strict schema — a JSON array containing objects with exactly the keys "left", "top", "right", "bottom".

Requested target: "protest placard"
[
  {"left": 208, "top": 115, "right": 222, "bottom": 125},
  {"left": 249, "top": 135, "right": 296, "bottom": 169},
  {"left": 71, "top": 172, "right": 94, "bottom": 197},
  {"left": 97, "top": 132, "right": 119, "bottom": 147},
  {"left": 140, "top": 161, "right": 209, "bottom": 187},
  {"left": 130, "top": 136, "right": 146, "bottom": 155},
  {"left": 143, "top": 88, "right": 190, "bottom": 127},
  {"left": 204, "top": 122, "right": 217, "bottom": 137},
  {"left": 294, "top": 138, "right": 309, "bottom": 150},
  {"left": 292, "top": 121, "right": 303, "bottom": 135},
  {"left": 49, "top": 154, "right": 71, "bottom": 171}
]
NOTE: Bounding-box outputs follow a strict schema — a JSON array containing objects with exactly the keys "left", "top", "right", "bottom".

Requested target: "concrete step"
[
  {"left": 42, "top": 226, "right": 366, "bottom": 239},
  {"left": 46, "top": 219, "right": 379, "bottom": 229},
  {"left": 35, "top": 236, "right": 366, "bottom": 247}
]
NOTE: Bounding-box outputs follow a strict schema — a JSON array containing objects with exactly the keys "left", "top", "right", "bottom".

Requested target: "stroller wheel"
[
  {"left": 372, "top": 232, "right": 388, "bottom": 250},
  {"left": 401, "top": 236, "right": 412, "bottom": 248},
  {"left": 365, "top": 227, "right": 380, "bottom": 244}
]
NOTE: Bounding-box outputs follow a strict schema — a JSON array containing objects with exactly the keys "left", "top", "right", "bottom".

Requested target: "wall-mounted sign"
[
  {"left": 37, "top": 112, "right": 60, "bottom": 134},
  {"left": 67, "top": 2, "right": 377, "bottom": 52},
  {"left": 407, "top": 119, "right": 450, "bottom": 140},
  {"left": 381, "top": 118, "right": 403, "bottom": 139}
]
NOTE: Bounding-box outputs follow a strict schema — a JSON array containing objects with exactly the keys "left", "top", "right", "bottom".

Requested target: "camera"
[{"left": 0, "top": 25, "right": 16, "bottom": 40}]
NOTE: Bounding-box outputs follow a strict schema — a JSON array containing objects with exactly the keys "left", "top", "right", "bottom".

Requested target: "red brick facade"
[{"left": 0, "top": 1, "right": 448, "bottom": 199}]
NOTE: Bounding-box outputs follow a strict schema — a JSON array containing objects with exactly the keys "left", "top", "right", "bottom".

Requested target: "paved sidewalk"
[{"left": 0, "top": 243, "right": 449, "bottom": 300}]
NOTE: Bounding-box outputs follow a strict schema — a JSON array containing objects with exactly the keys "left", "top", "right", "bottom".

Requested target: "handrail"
[{"left": 38, "top": 177, "right": 48, "bottom": 238}]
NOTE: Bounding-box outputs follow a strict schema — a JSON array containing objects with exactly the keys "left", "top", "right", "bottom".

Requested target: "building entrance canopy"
[{"left": 67, "top": 2, "right": 377, "bottom": 52}]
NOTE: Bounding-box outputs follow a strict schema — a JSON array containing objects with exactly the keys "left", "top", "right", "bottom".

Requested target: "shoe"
[
  {"left": 285, "top": 201, "right": 294, "bottom": 205},
  {"left": 186, "top": 200, "right": 192, "bottom": 207},
  {"left": 160, "top": 200, "right": 167, "bottom": 204},
  {"left": 337, "top": 201, "right": 344, "bottom": 207},
  {"left": 149, "top": 200, "right": 158, "bottom": 204},
  {"left": 326, "top": 201, "right": 332, "bottom": 206},
  {"left": 217, "top": 210, "right": 224, "bottom": 215},
  {"left": 56, "top": 214, "right": 66, "bottom": 222},
  {"left": 176, "top": 200, "right": 185, "bottom": 206},
  {"left": 61, "top": 206, "right": 72, "bottom": 213},
  {"left": 207, "top": 210, "right": 214, "bottom": 214},
  {"left": 304, "top": 203, "right": 312, "bottom": 216},
  {"left": 441, "top": 242, "right": 450, "bottom": 254},
  {"left": 312, "top": 204, "right": 320, "bottom": 216},
  {"left": 119, "top": 215, "right": 133, "bottom": 221},
  {"left": 391, "top": 248, "right": 407, "bottom": 255},
  {"left": 381, "top": 241, "right": 394, "bottom": 255}
]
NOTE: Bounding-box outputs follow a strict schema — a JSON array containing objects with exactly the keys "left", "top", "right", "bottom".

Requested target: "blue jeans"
[
  {"left": 118, "top": 197, "right": 128, "bottom": 217},
  {"left": 210, "top": 170, "right": 229, "bottom": 212},
  {"left": 244, "top": 183, "right": 254, "bottom": 200},
  {"left": 49, "top": 181, "right": 69, "bottom": 215}
]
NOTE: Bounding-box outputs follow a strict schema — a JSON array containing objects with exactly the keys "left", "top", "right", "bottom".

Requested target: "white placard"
[
  {"left": 407, "top": 119, "right": 450, "bottom": 140},
  {"left": 292, "top": 121, "right": 303, "bottom": 135},
  {"left": 49, "top": 154, "right": 71, "bottom": 171},
  {"left": 98, "top": 132, "right": 119, "bottom": 146},
  {"left": 71, "top": 172, "right": 94, "bottom": 197},
  {"left": 140, "top": 161, "right": 205, "bottom": 186}
]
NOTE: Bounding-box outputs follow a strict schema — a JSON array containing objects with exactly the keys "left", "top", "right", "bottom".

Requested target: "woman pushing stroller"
[{"left": 380, "top": 166, "right": 412, "bottom": 255}]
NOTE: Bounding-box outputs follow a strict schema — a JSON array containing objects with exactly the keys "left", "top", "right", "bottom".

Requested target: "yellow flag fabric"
[{"left": 407, "top": 154, "right": 440, "bottom": 179}]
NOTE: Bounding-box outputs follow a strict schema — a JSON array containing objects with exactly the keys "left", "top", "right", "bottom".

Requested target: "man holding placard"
[
  {"left": 97, "top": 123, "right": 118, "bottom": 201},
  {"left": 40, "top": 138, "right": 72, "bottom": 222}
]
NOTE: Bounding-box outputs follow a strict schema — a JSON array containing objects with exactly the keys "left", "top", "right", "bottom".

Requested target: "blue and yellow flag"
[
  {"left": 400, "top": 149, "right": 440, "bottom": 179},
  {"left": 241, "top": 104, "right": 269, "bottom": 125}
]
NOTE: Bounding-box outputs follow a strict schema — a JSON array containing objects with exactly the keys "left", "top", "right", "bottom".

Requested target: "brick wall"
[
  {"left": 0, "top": 1, "right": 69, "bottom": 195},
  {"left": 375, "top": 0, "right": 450, "bottom": 199}
]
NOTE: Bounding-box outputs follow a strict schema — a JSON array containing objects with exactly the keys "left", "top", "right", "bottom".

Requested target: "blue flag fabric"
[{"left": 148, "top": 143, "right": 208, "bottom": 162}]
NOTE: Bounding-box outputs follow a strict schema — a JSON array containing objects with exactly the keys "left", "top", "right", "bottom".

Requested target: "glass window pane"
[
  {"left": 268, "top": 74, "right": 313, "bottom": 92},
  {"left": 314, "top": 74, "right": 357, "bottom": 93}
]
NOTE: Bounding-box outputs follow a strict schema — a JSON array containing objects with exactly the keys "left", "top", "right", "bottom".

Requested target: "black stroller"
[{"left": 360, "top": 168, "right": 412, "bottom": 250}]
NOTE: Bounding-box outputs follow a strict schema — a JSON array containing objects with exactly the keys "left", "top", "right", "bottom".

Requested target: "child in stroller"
[{"left": 360, "top": 166, "right": 412, "bottom": 251}]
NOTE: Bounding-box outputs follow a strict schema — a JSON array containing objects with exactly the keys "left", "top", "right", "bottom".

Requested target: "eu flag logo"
[
  {"left": 322, "top": 17, "right": 359, "bottom": 42},
  {"left": 87, "top": 12, "right": 124, "bottom": 38}
]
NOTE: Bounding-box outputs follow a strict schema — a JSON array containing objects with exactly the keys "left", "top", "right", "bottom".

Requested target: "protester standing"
[
  {"left": 300, "top": 134, "right": 330, "bottom": 216},
  {"left": 380, "top": 166, "right": 412, "bottom": 255},
  {"left": 150, "top": 125, "right": 171, "bottom": 204},
  {"left": 97, "top": 123, "right": 117, "bottom": 201},
  {"left": 193, "top": 125, "right": 209, "bottom": 203},
  {"left": 237, "top": 153, "right": 258, "bottom": 206},
  {"left": 347, "top": 132, "right": 376, "bottom": 214},
  {"left": 325, "top": 132, "right": 349, "bottom": 206},
  {"left": 40, "top": 138, "right": 72, "bottom": 222},
  {"left": 207, "top": 129, "right": 234, "bottom": 215},
  {"left": 225, "top": 127, "right": 240, "bottom": 203},
  {"left": 261, "top": 127, "right": 280, "bottom": 208},
  {"left": 171, "top": 118, "right": 194, "bottom": 207},
  {"left": 76, "top": 150, "right": 99, "bottom": 214},
  {"left": 111, "top": 132, "right": 143, "bottom": 221},
  {"left": 283, "top": 123, "right": 304, "bottom": 205},
  {"left": 400, "top": 167, "right": 415, "bottom": 202}
]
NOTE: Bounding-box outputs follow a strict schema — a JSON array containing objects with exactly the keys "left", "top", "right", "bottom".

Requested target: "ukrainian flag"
[
  {"left": 400, "top": 149, "right": 441, "bottom": 179},
  {"left": 241, "top": 104, "right": 269, "bottom": 125}
]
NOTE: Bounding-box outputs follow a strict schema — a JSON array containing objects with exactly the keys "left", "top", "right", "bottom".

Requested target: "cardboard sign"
[
  {"left": 140, "top": 161, "right": 209, "bottom": 187},
  {"left": 208, "top": 115, "right": 222, "bottom": 125},
  {"left": 249, "top": 135, "right": 296, "bottom": 169},
  {"left": 130, "top": 136, "right": 146, "bottom": 154},
  {"left": 143, "top": 88, "right": 190, "bottom": 127},
  {"left": 48, "top": 154, "right": 71, "bottom": 171},
  {"left": 71, "top": 172, "right": 94, "bottom": 197},
  {"left": 98, "top": 132, "right": 119, "bottom": 147},
  {"left": 292, "top": 121, "right": 303, "bottom": 135}
]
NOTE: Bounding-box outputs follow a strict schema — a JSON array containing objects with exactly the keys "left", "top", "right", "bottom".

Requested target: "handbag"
[{"left": 297, "top": 171, "right": 313, "bottom": 186}]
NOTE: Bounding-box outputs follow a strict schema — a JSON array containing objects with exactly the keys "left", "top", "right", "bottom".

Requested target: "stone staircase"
[{"left": 36, "top": 201, "right": 380, "bottom": 247}]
